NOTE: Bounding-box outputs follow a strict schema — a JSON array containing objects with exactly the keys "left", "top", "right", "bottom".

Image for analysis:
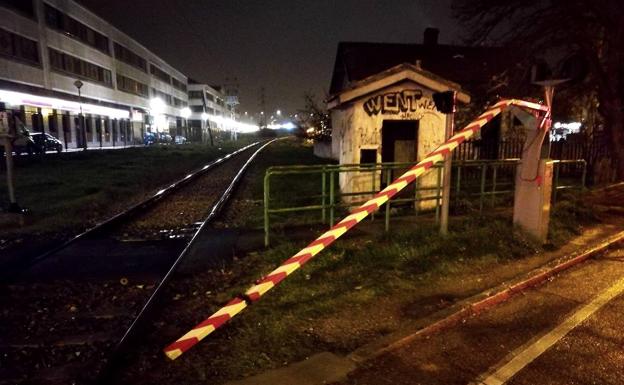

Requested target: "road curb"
[{"left": 349, "top": 230, "right": 624, "bottom": 363}]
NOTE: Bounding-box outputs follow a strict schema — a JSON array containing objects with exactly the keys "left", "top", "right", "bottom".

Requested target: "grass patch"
[
  {"left": 0, "top": 135, "right": 258, "bottom": 239},
  {"left": 548, "top": 190, "right": 601, "bottom": 248},
  {"left": 217, "top": 138, "right": 331, "bottom": 228},
  {"left": 150, "top": 204, "right": 604, "bottom": 384}
]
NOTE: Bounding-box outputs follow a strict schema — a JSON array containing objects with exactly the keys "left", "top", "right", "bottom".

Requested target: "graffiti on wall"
[{"left": 363, "top": 89, "right": 435, "bottom": 117}]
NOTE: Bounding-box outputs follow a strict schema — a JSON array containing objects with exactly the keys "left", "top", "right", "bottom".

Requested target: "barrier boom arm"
[{"left": 163, "top": 98, "right": 549, "bottom": 360}]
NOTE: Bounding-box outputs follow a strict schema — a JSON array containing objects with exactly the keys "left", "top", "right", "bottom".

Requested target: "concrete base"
[{"left": 513, "top": 160, "right": 553, "bottom": 242}]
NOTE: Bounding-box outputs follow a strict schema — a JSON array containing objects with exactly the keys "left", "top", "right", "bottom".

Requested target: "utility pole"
[
  {"left": 224, "top": 76, "right": 240, "bottom": 140},
  {"left": 259, "top": 87, "right": 267, "bottom": 129}
]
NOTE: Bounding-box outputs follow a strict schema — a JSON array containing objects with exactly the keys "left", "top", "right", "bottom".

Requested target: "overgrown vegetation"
[
  {"left": 129, "top": 197, "right": 603, "bottom": 384},
  {"left": 216, "top": 137, "right": 331, "bottom": 228},
  {"left": 548, "top": 190, "right": 601, "bottom": 248}
]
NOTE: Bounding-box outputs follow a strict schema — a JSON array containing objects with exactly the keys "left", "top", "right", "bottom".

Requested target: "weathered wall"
[{"left": 331, "top": 81, "right": 447, "bottom": 210}]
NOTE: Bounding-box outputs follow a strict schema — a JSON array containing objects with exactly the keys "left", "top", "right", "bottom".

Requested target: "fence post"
[
  {"left": 479, "top": 164, "right": 487, "bottom": 213},
  {"left": 491, "top": 164, "right": 498, "bottom": 207},
  {"left": 264, "top": 170, "right": 271, "bottom": 247},
  {"left": 371, "top": 165, "right": 376, "bottom": 221},
  {"left": 455, "top": 164, "right": 461, "bottom": 198},
  {"left": 385, "top": 169, "right": 391, "bottom": 232},
  {"left": 414, "top": 167, "right": 419, "bottom": 215},
  {"left": 329, "top": 169, "right": 335, "bottom": 226},
  {"left": 581, "top": 161, "right": 587, "bottom": 191},
  {"left": 436, "top": 166, "right": 442, "bottom": 224},
  {"left": 321, "top": 166, "right": 326, "bottom": 223},
  {"left": 553, "top": 162, "right": 560, "bottom": 205}
]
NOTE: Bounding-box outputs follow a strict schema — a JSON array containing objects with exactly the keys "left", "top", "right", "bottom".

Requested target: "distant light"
[
  {"left": 276, "top": 109, "right": 281, "bottom": 116},
  {"left": 201, "top": 112, "right": 209, "bottom": 121},
  {"left": 306, "top": 127, "right": 315, "bottom": 134},
  {"left": 150, "top": 98, "right": 166, "bottom": 114},
  {"left": 267, "top": 121, "right": 297, "bottom": 130},
  {"left": 260, "top": 111, "right": 264, "bottom": 115},
  {"left": 181, "top": 107, "right": 191, "bottom": 119},
  {"left": 554, "top": 122, "right": 581, "bottom": 131}
]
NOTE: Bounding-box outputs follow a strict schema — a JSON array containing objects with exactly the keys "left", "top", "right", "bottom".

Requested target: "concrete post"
[
  {"left": 510, "top": 106, "right": 552, "bottom": 242},
  {"left": 440, "top": 111, "right": 454, "bottom": 235}
]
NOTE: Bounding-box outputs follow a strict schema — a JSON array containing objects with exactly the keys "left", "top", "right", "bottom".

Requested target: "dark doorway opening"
[
  {"left": 382, "top": 119, "right": 418, "bottom": 171},
  {"left": 381, "top": 120, "right": 419, "bottom": 200}
]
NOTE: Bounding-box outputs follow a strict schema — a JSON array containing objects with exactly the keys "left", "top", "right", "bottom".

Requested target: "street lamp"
[
  {"left": 74, "top": 79, "right": 86, "bottom": 150},
  {"left": 149, "top": 97, "right": 166, "bottom": 133},
  {"left": 180, "top": 107, "right": 191, "bottom": 139}
]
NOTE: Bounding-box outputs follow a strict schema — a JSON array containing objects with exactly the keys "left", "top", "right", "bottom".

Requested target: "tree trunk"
[{"left": 605, "top": 107, "right": 624, "bottom": 181}]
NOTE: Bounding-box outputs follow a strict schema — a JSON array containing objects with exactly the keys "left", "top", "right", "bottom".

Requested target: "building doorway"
[{"left": 382, "top": 119, "right": 418, "bottom": 174}]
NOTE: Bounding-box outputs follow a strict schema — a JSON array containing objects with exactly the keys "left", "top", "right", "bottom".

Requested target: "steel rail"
[
  {"left": 96, "top": 138, "right": 280, "bottom": 384},
  {"left": 1, "top": 141, "right": 262, "bottom": 280}
]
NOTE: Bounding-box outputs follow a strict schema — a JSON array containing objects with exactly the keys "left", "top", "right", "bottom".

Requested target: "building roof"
[
  {"left": 329, "top": 41, "right": 514, "bottom": 98},
  {"left": 327, "top": 62, "right": 471, "bottom": 109}
]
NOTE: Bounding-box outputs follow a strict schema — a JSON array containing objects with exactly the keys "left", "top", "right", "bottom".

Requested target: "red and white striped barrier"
[{"left": 163, "top": 99, "right": 549, "bottom": 360}]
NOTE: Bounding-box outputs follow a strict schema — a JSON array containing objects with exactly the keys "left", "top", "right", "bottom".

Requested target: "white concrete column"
[{"left": 511, "top": 106, "right": 553, "bottom": 242}]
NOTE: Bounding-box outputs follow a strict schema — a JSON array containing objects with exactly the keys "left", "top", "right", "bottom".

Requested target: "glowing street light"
[
  {"left": 180, "top": 107, "right": 191, "bottom": 119},
  {"left": 149, "top": 97, "right": 166, "bottom": 114},
  {"left": 201, "top": 112, "right": 209, "bottom": 121},
  {"left": 276, "top": 109, "right": 281, "bottom": 116}
]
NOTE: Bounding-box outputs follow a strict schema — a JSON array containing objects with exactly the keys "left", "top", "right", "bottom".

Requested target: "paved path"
[{"left": 337, "top": 245, "right": 624, "bottom": 385}]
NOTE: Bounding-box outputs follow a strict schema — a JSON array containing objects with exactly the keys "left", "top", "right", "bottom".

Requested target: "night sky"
[{"left": 77, "top": 0, "right": 461, "bottom": 117}]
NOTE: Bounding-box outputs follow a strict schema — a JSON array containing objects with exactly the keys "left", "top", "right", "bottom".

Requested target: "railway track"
[{"left": 0, "top": 139, "right": 277, "bottom": 385}]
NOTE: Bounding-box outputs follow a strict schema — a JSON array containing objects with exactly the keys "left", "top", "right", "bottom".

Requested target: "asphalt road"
[{"left": 338, "top": 245, "right": 624, "bottom": 385}]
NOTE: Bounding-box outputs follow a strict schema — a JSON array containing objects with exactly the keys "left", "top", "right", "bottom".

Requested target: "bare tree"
[
  {"left": 298, "top": 92, "right": 331, "bottom": 141},
  {"left": 453, "top": 0, "right": 624, "bottom": 177}
]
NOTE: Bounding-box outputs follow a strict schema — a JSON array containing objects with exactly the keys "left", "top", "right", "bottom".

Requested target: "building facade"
[
  {"left": 0, "top": 0, "right": 189, "bottom": 149},
  {"left": 328, "top": 63, "right": 469, "bottom": 208},
  {"left": 187, "top": 80, "right": 238, "bottom": 142}
]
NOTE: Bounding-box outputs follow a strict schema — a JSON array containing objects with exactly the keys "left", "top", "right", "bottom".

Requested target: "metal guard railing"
[{"left": 263, "top": 159, "right": 587, "bottom": 246}]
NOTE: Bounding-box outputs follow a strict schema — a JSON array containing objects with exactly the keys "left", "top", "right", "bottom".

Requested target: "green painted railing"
[{"left": 263, "top": 159, "right": 586, "bottom": 246}]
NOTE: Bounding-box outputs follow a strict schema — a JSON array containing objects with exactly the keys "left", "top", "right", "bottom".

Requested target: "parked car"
[
  {"left": 158, "top": 133, "right": 173, "bottom": 144},
  {"left": 144, "top": 132, "right": 157, "bottom": 146},
  {"left": 30, "top": 132, "right": 63, "bottom": 153},
  {"left": 11, "top": 124, "right": 37, "bottom": 155},
  {"left": 174, "top": 135, "right": 187, "bottom": 144}
]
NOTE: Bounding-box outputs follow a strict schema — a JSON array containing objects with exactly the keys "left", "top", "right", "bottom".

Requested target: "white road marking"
[{"left": 473, "top": 276, "right": 624, "bottom": 385}]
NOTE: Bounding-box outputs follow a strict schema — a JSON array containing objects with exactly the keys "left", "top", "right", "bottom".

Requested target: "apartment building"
[
  {"left": 187, "top": 80, "right": 238, "bottom": 142},
  {"left": 0, "top": 0, "right": 189, "bottom": 149}
]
